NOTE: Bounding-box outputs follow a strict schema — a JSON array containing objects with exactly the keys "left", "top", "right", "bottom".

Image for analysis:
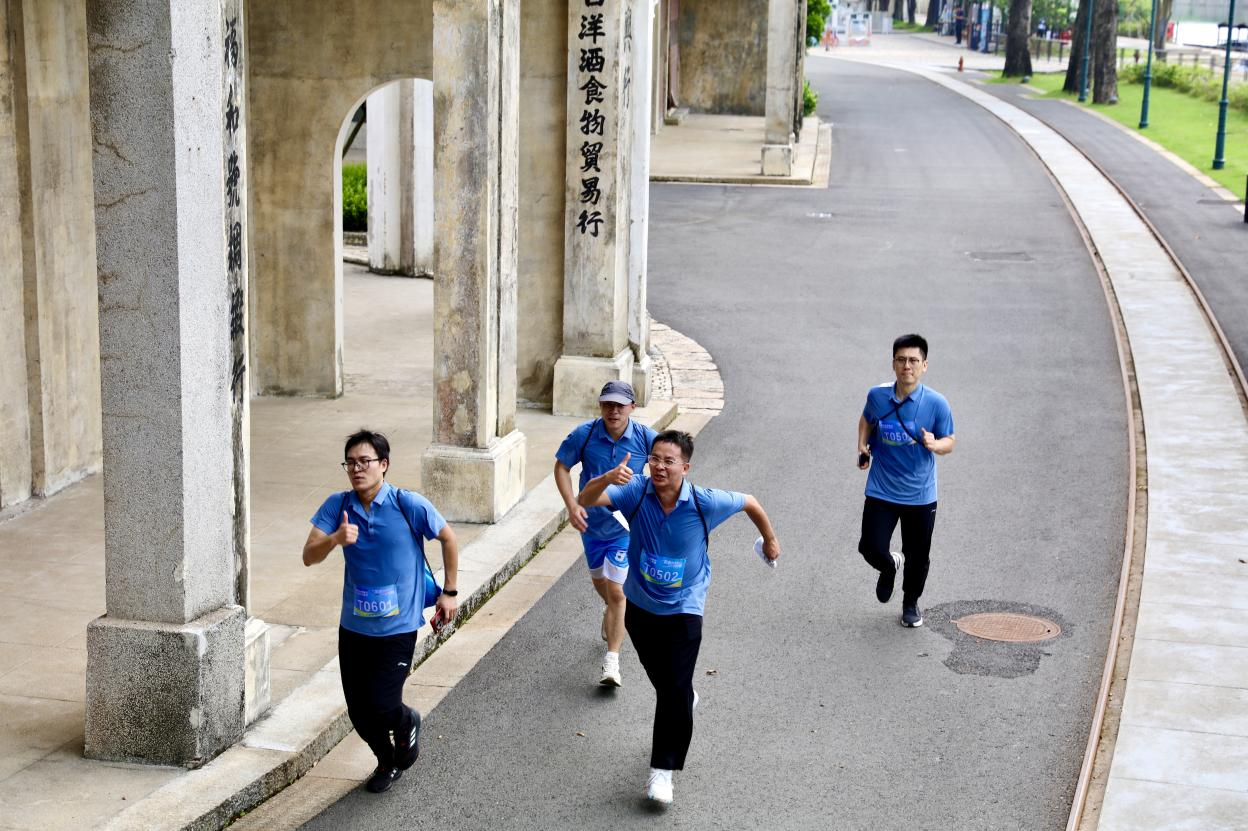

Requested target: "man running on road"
[
  {"left": 578, "top": 429, "right": 781, "bottom": 806},
  {"left": 856, "top": 334, "right": 956, "bottom": 628},
  {"left": 302, "top": 429, "right": 459, "bottom": 793},
  {"left": 554, "top": 380, "right": 656, "bottom": 687}
]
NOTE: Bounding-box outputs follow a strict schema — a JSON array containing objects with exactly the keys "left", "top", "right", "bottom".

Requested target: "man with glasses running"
[
  {"left": 302, "top": 429, "right": 460, "bottom": 793},
  {"left": 578, "top": 429, "right": 781, "bottom": 806},
  {"left": 856, "top": 334, "right": 956, "bottom": 628},
  {"left": 554, "top": 380, "right": 656, "bottom": 688}
]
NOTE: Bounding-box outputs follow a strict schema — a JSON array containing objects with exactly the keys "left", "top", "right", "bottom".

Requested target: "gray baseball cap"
[{"left": 598, "top": 380, "right": 635, "bottom": 405}]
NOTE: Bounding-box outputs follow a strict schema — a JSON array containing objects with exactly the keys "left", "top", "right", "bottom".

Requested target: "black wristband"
[{"left": 440, "top": 588, "right": 458, "bottom": 597}]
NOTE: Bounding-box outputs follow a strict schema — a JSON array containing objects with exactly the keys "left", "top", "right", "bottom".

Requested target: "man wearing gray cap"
[{"left": 555, "top": 380, "right": 657, "bottom": 687}]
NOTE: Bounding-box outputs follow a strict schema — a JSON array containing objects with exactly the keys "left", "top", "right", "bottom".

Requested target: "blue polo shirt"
[
  {"left": 311, "top": 481, "right": 446, "bottom": 636},
  {"left": 606, "top": 475, "right": 746, "bottom": 616},
  {"left": 863, "top": 382, "right": 954, "bottom": 506},
  {"left": 555, "top": 417, "right": 657, "bottom": 541}
]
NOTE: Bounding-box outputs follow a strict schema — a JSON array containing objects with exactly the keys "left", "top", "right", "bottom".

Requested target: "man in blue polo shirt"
[
  {"left": 555, "top": 380, "right": 656, "bottom": 688},
  {"left": 302, "top": 429, "right": 459, "bottom": 794},
  {"left": 856, "top": 334, "right": 956, "bottom": 628},
  {"left": 578, "top": 429, "right": 781, "bottom": 806}
]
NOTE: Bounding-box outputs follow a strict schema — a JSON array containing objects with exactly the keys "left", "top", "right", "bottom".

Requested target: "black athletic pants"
[
  {"left": 625, "top": 601, "right": 703, "bottom": 770},
  {"left": 858, "top": 496, "right": 938, "bottom": 602},
  {"left": 338, "top": 627, "right": 419, "bottom": 767}
]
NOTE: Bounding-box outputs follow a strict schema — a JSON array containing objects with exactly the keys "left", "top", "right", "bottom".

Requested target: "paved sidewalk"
[
  {"left": 0, "top": 264, "right": 679, "bottom": 831},
  {"left": 649, "top": 114, "right": 831, "bottom": 186},
  {"left": 823, "top": 49, "right": 1248, "bottom": 829}
]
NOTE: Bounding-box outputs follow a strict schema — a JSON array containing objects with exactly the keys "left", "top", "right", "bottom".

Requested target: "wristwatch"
[{"left": 440, "top": 588, "right": 458, "bottom": 597}]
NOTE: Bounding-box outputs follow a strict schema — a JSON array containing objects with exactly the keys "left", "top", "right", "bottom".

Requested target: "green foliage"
[
  {"left": 807, "top": 0, "right": 832, "bottom": 42},
  {"left": 894, "top": 20, "right": 933, "bottom": 32},
  {"left": 342, "top": 163, "right": 367, "bottom": 232},
  {"left": 1120, "top": 61, "right": 1248, "bottom": 114},
  {"left": 1117, "top": 0, "right": 1152, "bottom": 38},
  {"left": 803, "top": 79, "right": 819, "bottom": 117}
]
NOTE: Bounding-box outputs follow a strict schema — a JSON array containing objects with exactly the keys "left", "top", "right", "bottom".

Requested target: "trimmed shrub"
[
  {"left": 1120, "top": 61, "right": 1248, "bottom": 114},
  {"left": 343, "top": 162, "right": 367, "bottom": 231},
  {"left": 803, "top": 79, "right": 818, "bottom": 117}
]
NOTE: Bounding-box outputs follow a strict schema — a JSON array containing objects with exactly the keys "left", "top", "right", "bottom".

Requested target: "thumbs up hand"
[
  {"left": 607, "top": 452, "right": 634, "bottom": 486},
  {"left": 336, "top": 511, "right": 359, "bottom": 547}
]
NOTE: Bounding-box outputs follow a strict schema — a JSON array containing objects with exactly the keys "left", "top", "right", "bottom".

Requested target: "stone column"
[
  {"left": 406, "top": 79, "right": 436, "bottom": 277},
  {"left": 553, "top": 0, "right": 636, "bottom": 417},
  {"left": 628, "top": 0, "right": 656, "bottom": 405},
  {"left": 85, "top": 0, "right": 257, "bottom": 766},
  {"left": 421, "top": 0, "right": 525, "bottom": 524},
  {"left": 762, "top": 0, "right": 801, "bottom": 176},
  {"left": 367, "top": 82, "right": 403, "bottom": 273}
]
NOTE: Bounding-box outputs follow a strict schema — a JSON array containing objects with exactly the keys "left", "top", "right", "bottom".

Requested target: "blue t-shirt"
[
  {"left": 606, "top": 475, "right": 746, "bottom": 617},
  {"left": 863, "top": 382, "right": 954, "bottom": 505},
  {"left": 555, "top": 417, "right": 657, "bottom": 542},
  {"left": 310, "top": 481, "right": 446, "bottom": 636}
]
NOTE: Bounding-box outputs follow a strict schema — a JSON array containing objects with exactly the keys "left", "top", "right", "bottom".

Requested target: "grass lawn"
[
  {"left": 893, "top": 21, "right": 933, "bottom": 32},
  {"left": 990, "top": 71, "right": 1248, "bottom": 196}
]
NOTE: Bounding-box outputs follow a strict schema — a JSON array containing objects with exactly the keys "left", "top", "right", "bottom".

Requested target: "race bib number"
[
  {"left": 879, "top": 420, "right": 917, "bottom": 447},
  {"left": 641, "top": 551, "right": 685, "bottom": 588},
  {"left": 353, "top": 584, "right": 401, "bottom": 618}
]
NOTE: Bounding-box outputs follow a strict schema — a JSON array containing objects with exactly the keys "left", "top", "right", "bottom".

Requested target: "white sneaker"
[
  {"left": 599, "top": 652, "right": 622, "bottom": 687},
  {"left": 646, "top": 767, "right": 673, "bottom": 805}
]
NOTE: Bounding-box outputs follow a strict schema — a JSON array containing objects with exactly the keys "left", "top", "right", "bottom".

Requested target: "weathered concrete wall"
[
  {"left": 9, "top": 0, "right": 102, "bottom": 498},
  {"left": 0, "top": 0, "right": 33, "bottom": 509},
  {"left": 247, "top": 0, "right": 433, "bottom": 396},
  {"left": 515, "top": 0, "right": 568, "bottom": 406},
  {"left": 675, "top": 0, "right": 768, "bottom": 116}
]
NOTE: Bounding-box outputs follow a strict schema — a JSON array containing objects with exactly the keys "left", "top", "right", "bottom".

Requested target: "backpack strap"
[
  {"left": 577, "top": 419, "right": 600, "bottom": 466},
  {"left": 625, "top": 480, "right": 709, "bottom": 548}
]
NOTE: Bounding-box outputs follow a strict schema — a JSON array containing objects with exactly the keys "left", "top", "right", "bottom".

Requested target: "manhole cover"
[{"left": 953, "top": 613, "right": 1061, "bottom": 643}]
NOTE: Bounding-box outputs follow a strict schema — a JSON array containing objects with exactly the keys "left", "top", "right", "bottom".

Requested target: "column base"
[
  {"left": 761, "top": 142, "right": 794, "bottom": 176},
  {"left": 421, "top": 429, "right": 526, "bottom": 523},
  {"left": 244, "top": 616, "right": 271, "bottom": 726},
  {"left": 552, "top": 349, "right": 635, "bottom": 417},
  {"left": 632, "top": 353, "right": 654, "bottom": 407},
  {"left": 85, "top": 604, "right": 246, "bottom": 768}
]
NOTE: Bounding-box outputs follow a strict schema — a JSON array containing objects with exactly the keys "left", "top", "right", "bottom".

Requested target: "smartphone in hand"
[{"left": 857, "top": 451, "right": 871, "bottom": 468}]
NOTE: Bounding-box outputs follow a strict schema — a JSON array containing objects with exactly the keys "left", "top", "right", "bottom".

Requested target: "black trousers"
[
  {"left": 858, "top": 496, "right": 938, "bottom": 603},
  {"left": 338, "top": 627, "right": 418, "bottom": 767},
  {"left": 625, "top": 601, "right": 703, "bottom": 771}
]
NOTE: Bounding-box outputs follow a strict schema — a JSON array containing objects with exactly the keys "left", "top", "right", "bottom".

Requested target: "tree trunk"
[
  {"left": 1091, "top": 0, "right": 1117, "bottom": 103},
  {"left": 925, "top": 0, "right": 942, "bottom": 28},
  {"left": 1004, "top": 0, "right": 1034, "bottom": 75},
  {"left": 1154, "top": 0, "right": 1174, "bottom": 53},
  {"left": 1062, "top": 0, "right": 1090, "bottom": 92},
  {"left": 894, "top": 0, "right": 905, "bottom": 21}
]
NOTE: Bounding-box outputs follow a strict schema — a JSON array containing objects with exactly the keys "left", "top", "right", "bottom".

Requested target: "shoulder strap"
[
  {"left": 627, "top": 481, "right": 709, "bottom": 547},
  {"left": 389, "top": 488, "right": 438, "bottom": 578},
  {"left": 578, "top": 419, "right": 600, "bottom": 465},
  {"left": 877, "top": 398, "right": 925, "bottom": 447},
  {"left": 626, "top": 479, "right": 650, "bottom": 524}
]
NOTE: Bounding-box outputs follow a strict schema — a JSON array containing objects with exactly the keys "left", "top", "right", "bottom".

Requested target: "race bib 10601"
[
  {"left": 353, "top": 584, "right": 401, "bottom": 618},
  {"left": 641, "top": 551, "right": 685, "bottom": 588}
]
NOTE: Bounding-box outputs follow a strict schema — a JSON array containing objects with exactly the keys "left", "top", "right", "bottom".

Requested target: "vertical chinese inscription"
[{"left": 573, "top": 0, "right": 611, "bottom": 239}]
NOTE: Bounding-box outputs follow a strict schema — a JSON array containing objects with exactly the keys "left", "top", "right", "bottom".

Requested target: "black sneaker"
[
  {"left": 901, "top": 601, "right": 924, "bottom": 628},
  {"left": 365, "top": 765, "right": 402, "bottom": 793},
  {"left": 876, "top": 551, "right": 902, "bottom": 603},
  {"left": 394, "top": 708, "right": 422, "bottom": 770}
]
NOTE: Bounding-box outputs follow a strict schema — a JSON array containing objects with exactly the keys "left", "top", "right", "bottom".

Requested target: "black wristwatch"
[{"left": 440, "top": 588, "right": 458, "bottom": 597}]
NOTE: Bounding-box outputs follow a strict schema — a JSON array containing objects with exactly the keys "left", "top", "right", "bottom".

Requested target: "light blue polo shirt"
[
  {"left": 606, "top": 475, "right": 746, "bottom": 616},
  {"left": 556, "top": 417, "right": 656, "bottom": 542},
  {"left": 863, "top": 382, "right": 954, "bottom": 506},
  {"left": 311, "top": 481, "right": 446, "bottom": 636}
]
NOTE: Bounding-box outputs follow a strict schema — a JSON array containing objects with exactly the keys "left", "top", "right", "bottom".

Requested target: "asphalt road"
[{"left": 301, "top": 59, "right": 1129, "bottom": 830}]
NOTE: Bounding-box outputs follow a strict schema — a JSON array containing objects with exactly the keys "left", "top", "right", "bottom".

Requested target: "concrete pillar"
[
  {"left": 85, "top": 0, "right": 255, "bottom": 766},
  {"left": 420, "top": 0, "right": 526, "bottom": 524},
  {"left": 762, "top": 0, "right": 801, "bottom": 176},
  {"left": 0, "top": 0, "right": 33, "bottom": 510},
  {"left": 629, "top": 0, "right": 657, "bottom": 405},
  {"left": 366, "top": 82, "right": 403, "bottom": 273},
  {"left": 408, "top": 79, "right": 435, "bottom": 277},
  {"left": 553, "top": 0, "right": 636, "bottom": 417}
]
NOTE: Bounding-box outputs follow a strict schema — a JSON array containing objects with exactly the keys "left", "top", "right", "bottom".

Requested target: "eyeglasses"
[
  {"left": 893, "top": 356, "right": 924, "bottom": 366},
  {"left": 646, "top": 455, "right": 685, "bottom": 469},
  {"left": 341, "top": 457, "right": 380, "bottom": 472}
]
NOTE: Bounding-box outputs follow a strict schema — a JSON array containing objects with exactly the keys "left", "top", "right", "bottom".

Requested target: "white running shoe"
[
  {"left": 646, "top": 768, "right": 673, "bottom": 805},
  {"left": 599, "top": 651, "right": 622, "bottom": 687}
]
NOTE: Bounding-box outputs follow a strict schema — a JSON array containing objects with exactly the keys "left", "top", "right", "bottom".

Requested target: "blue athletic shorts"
[{"left": 584, "top": 536, "right": 629, "bottom": 584}]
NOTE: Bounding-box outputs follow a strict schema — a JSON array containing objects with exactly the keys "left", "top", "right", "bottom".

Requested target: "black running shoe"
[
  {"left": 876, "top": 551, "right": 902, "bottom": 603},
  {"left": 365, "top": 765, "right": 402, "bottom": 793},
  {"left": 394, "top": 708, "right": 422, "bottom": 770},
  {"left": 901, "top": 601, "right": 924, "bottom": 628}
]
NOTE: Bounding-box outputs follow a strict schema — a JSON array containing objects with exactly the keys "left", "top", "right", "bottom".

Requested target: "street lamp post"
[
  {"left": 1079, "top": 0, "right": 1095, "bottom": 102},
  {"left": 1140, "top": 0, "right": 1159, "bottom": 127},
  {"left": 1212, "top": 0, "right": 1238, "bottom": 169}
]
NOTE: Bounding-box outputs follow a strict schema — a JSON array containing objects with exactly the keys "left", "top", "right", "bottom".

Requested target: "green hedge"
[
  {"left": 343, "top": 162, "right": 367, "bottom": 231},
  {"left": 803, "top": 80, "right": 818, "bottom": 117},
  {"left": 1120, "top": 62, "right": 1248, "bottom": 114}
]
